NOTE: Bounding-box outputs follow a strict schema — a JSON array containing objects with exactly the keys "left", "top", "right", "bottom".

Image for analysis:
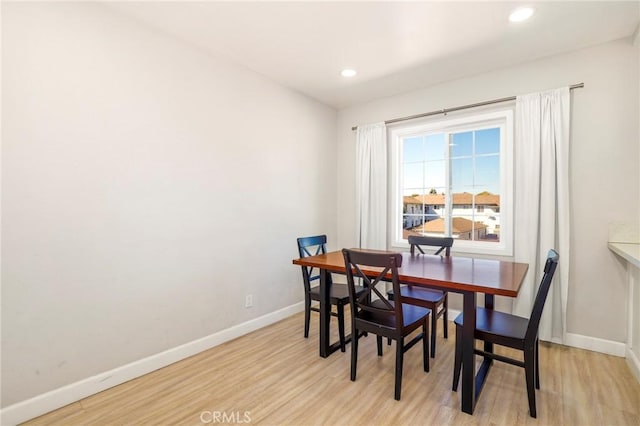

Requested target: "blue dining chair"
[{"left": 297, "top": 235, "right": 364, "bottom": 352}]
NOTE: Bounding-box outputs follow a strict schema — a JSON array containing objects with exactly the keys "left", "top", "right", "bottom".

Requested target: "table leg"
[
  {"left": 473, "top": 293, "right": 495, "bottom": 399},
  {"left": 319, "top": 268, "right": 330, "bottom": 358},
  {"left": 484, "top": 294, "right": 494, "bottom": 310},
  {"left": 483, "top": 294, "right": 495, "bottom": 357},
  {"left": 461, "top": 291, "right": 477, "bottom": 415}
]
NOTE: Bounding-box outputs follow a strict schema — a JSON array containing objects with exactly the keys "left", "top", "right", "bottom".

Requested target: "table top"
[{"left": 293, "top": 250, "right": 529, "bottom": 297}]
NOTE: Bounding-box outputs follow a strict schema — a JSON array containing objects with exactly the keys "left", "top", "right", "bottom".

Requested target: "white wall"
[
  {"left": 635, "top": 26, "right": 640, "bottom": 368},
  {"left": 1, "top": 3, "right": 336, "bottom": 407},
  {"left": 631, "top": 266, "right": 640, "bottom": 379},
  {"left": 633, "top": 27, "right": 640, "bottom": 373},
  {"left": 337, "top": 39, "right": 639, "bottom": 344}
]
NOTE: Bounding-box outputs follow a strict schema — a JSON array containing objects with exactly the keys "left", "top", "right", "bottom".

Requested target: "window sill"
[{"left": 389, "top": 243, "right": 513, "bottom": 260}]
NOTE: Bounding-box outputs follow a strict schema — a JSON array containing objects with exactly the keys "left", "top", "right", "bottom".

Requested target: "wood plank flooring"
[{"left": 24, "top": 312, "right": 640, "bottom": 425}]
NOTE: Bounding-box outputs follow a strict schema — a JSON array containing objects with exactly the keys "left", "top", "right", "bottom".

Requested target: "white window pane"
[
  {"left": 431, "top": 203, "right": 448, "bottom": 220},
  {"left": 403, "top": 162, "right": 424, "bottom": 190},
  {"left": 425, "top": 133, "right": 446, "bottom": 161},
  {"left": 424, "top": 160, "right": 446, "bottom": 189},
  {"left": 475, "top": 191, "right": 501, "bottom": 240},
  {"left": 451, "top": 132, "right": 472, "bottom": 157},
  {"left": 403, "top": 214, "right": 424, "bottom": 230},
  {"left": 423, "top": 186, "right": 446, "bottom": 196},
  {"left": 403, "top": 136, "right": 424, "bottom": 163},
  {"left": 451, "top": 215, "right": 482, "bottom": 241},
  {"left": 451, "top": 157, "right": 474, "bottom": 187},
  {"left": 421, "top": 216, "right": 447, "bottom": 237},
  {"left": 450, "top": 189, "right": 473, "bottom": 206},
  {"left": 403, "top": 189, "right": 424, "bottom": 197},
  {"left": 475, "top": 128, "right": 500, "bottom": 155},
  {"left": 405, "top": 221, "right": 447, "bottom": 238},
  {"left": 475, "top": 155, "right": 500, "bottom": 190}
]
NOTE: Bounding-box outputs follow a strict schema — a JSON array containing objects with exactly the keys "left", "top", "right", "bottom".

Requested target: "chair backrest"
[
  {"left": 297, "top": 235, "right": 331, "bottom": 292},
  {"left": 408, "top": 235, "right": 454, "bottom": 256},
  {"left": 524, "top": 249, "right": 560, "bottom": 343},
  {"left": 342, "top": 249, "right": 403, "bottom": 327}
]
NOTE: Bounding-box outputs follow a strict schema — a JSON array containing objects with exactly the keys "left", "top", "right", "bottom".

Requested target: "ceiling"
[{"left": 106, "top": 1, "right": 640, "bottom": 109}]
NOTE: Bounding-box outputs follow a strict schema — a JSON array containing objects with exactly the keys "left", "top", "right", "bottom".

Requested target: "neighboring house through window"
[{"left": 389, "top": 109, "right": 514, "bottom": 256}]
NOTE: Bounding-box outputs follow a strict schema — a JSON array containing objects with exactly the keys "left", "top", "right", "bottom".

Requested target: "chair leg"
[
  {"left": 304, "top": 295, "right": 311, "bottom": 338},
  {"left": 423, "top": 319, "right": 430, "bottom": 372},
  {"left": 430, "top": 309, "right": 437, "bottom": 358},
  {"left": 535, "top": 338, "right": 540, "bottom": 389},
  {"left": 395, "top": 337, "right": 404, "bottom": 401},
  {"left": 350, "top": 327, "right": 359, "bottom": 382},
  {"left": 337, "top": 304, "right": 346, "bottom": 353},
  {"left": 377, "top": 335, "right": 383, "bottom": 356},
  {"left": 524, "top": 347, "right": 537, "bottom": 418},
  {"left": 452, "top": 324, "right": 462, "bottom": 391},
  {"left": 442, "top": 294, "right": 448, "bottom": 339}
]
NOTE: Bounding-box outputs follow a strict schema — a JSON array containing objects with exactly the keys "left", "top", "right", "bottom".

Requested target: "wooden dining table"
[{"left": 292, "top": 249, "right": 529, "bottom": 415}]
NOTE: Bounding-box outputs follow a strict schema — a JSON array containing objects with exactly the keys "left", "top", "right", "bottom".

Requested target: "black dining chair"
[
  {"left": 452, "top": 249, "right": 559, "bottom": 418},
  {"left": 342, "top": 248, "right": 430, "bottom": 401},
  {"left": 297, "top": 235, "right": 364, "bottom": 352},
  {"left": 388, "top": 235, "right": 454, "bottom": 357}
]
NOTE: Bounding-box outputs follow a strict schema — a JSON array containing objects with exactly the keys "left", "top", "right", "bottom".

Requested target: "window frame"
[{"left": 388, "top": 109, "right": 514, "bottom": 257}]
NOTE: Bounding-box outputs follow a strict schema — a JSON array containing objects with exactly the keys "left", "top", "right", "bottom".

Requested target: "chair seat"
[
  {"left": 358, "top": 299, "right": 431, "bottom": 330},
  {"left": 396, "top": 286, "right": 445, "bottom": 305},
  {"left": 388, "top": 285, "right": 448, "bottom": 358},
  {"left": 309, "top": 283, "right": 365, "bottom": 303},
  {"left": 454, "top": 307, "right": 529, "bottom": 341}
]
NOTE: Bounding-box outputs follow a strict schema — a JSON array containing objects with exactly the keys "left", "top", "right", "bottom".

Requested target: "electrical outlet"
[{"left": 245, "top": 294, "right": 253, "bottom": 308}]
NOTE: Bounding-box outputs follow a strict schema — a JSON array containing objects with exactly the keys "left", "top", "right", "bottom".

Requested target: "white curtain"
[
  {"left": 513, "top": 87, "right": 570, "bottom": 343},
  {"left": 355, "top": 122, "right": 387, "bottom": 249}
]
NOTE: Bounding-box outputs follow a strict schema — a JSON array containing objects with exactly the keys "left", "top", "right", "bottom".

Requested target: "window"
[{"left": 389, "top": 109, "right": 513, "bottom": 256}]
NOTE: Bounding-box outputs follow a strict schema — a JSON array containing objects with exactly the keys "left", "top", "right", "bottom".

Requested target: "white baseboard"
[
  {"left": 0, "top": 302, "right": 304, "bottom": 426},
  {"left": 563, "top": 332, "right": 626, "bottom": 357},
  {"left": 626, "top": 347, "right": 640, "bottom": 384}
]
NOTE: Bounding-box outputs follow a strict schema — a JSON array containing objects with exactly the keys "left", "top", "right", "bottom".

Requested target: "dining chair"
[
  {"left": 388, "top": 235, "right": 454, "bottom": 357},
  {"left": 452, "top": 249, "right": 559, "bottom": 418},
  {"left": 342, "top": 248, "right": 430, "bottom": 400},
  {"left": 297, "top": 235, "right": 363, "bottom": 352}
]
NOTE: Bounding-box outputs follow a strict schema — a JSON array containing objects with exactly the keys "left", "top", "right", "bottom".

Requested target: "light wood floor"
[{"left": 25, "top": 312, "right": 640, "bottom": 425}]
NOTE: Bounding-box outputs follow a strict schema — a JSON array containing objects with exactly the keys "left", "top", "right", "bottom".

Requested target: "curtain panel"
[
  {"left": 355, "top": 122, "right": 387, "bottom": 249},
  {"left": 513, "top": 87, "right": 571, "bottom": 343}
]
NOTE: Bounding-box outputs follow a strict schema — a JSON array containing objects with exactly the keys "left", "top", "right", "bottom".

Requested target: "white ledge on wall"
[
  {"left": 608, "top": 242, "right": 640, "bottom": 269},
  {"left": 607, "top": 221, "right": 640, "bottom": 384}
]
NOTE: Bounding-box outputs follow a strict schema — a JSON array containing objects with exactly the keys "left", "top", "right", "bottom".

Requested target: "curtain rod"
[{"left": 351, "top": 83, "right": 584, "bottom": 131}]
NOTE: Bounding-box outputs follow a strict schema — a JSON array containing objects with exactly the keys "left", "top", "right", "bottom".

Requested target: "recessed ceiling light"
[
  {"left": 341, "top": 69, "right": 357, "bottom": 78},
  {"left": 509, "top": 7, "right": 534, "bottom": 22}
]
